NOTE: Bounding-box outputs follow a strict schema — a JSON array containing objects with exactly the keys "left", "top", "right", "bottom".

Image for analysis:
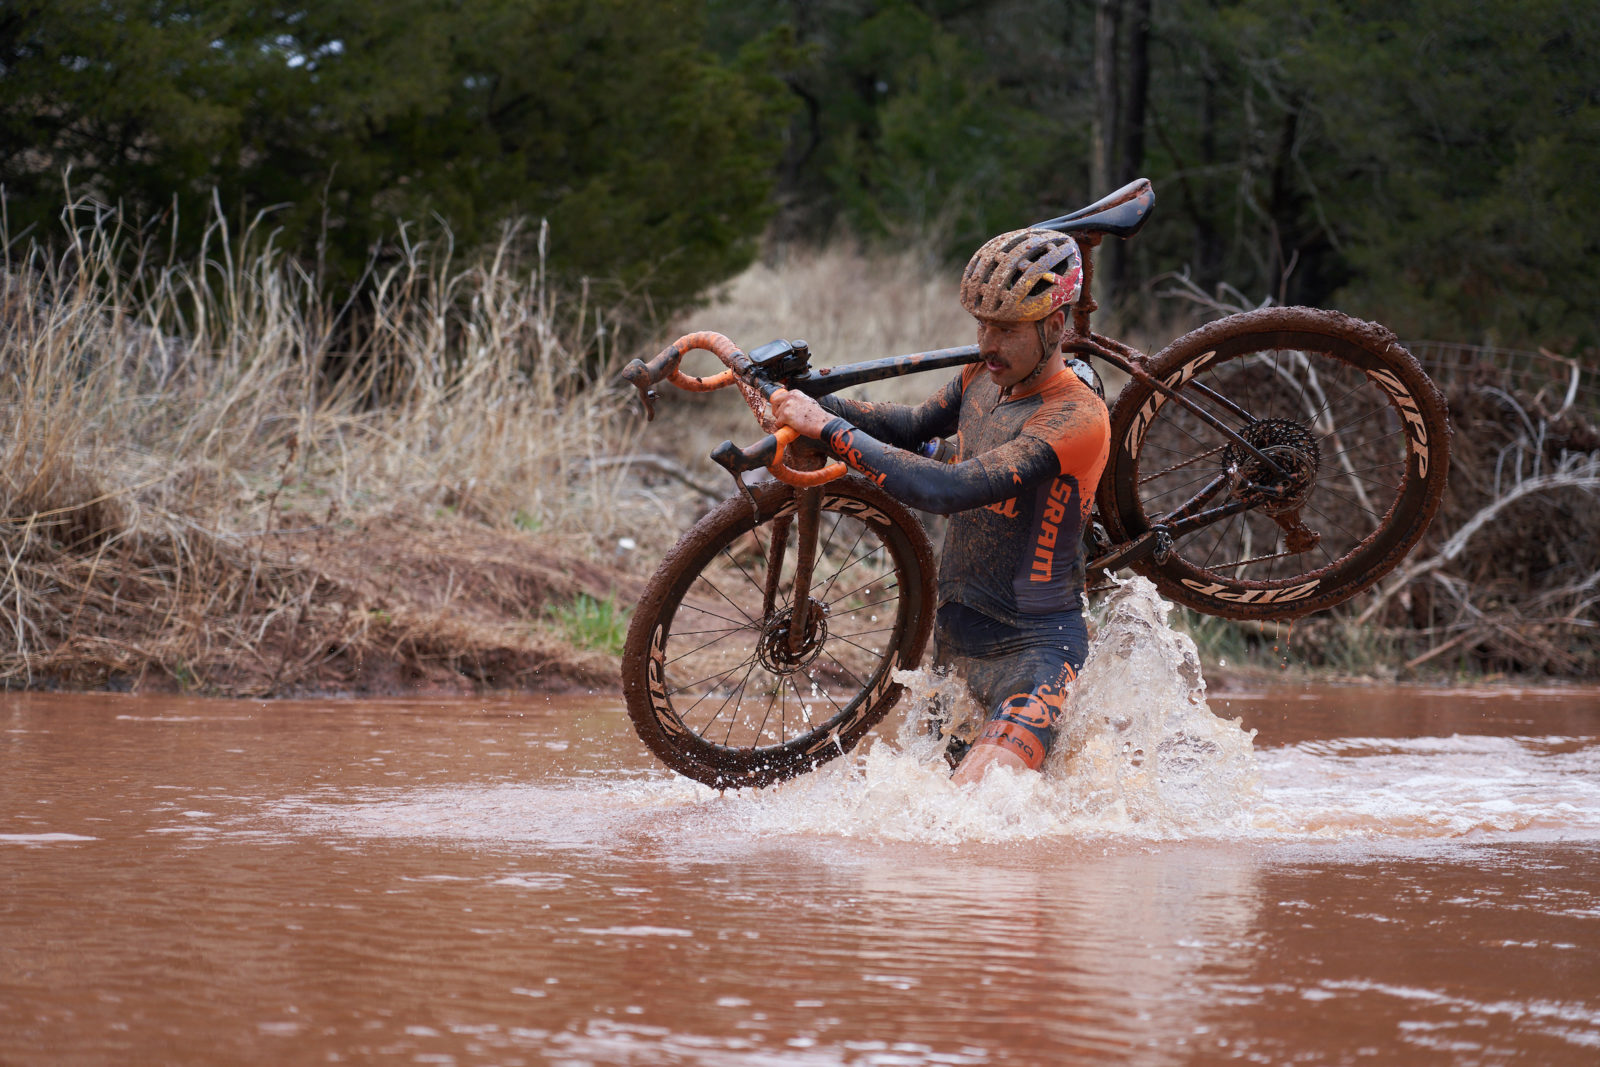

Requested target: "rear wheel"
[
  {"left": 622, "top": 476, "right": 936, "bottom": 788},
  {"left": 1097, "top": 307, "right": 1451, "bottom": 619}
]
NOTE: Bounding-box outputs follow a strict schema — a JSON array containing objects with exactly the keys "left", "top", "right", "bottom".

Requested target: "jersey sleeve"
[
  {"left": 1021, "top": 382, "right": 1111, "bottom": 493},
  {"left": 815, "top": 374, "right": 963, "bottom": 450},
  {"left": 818, "top": 418, "right": 1061, "bottom": 515}
]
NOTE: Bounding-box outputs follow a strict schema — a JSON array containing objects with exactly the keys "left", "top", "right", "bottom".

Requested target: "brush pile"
[{"left": 1351, "top": 348, "right": 1600, "bottom": 676}]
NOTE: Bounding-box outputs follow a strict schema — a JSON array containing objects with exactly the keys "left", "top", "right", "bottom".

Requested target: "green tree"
[
  {"left": 1141, "top": 0, "right": 1599, "bottom": 348},
  {"left": 708, "top": 0, "right": 1088, "bottom": 255},
  {"left": 707, "top": 1, "right": 1597, "bottom": 349},
  {"left": 1283, "top": 0, "right": 1600, "bottom": 348},
  {"left": 0, "top": 0, "right": 793, "bottom": 312}
]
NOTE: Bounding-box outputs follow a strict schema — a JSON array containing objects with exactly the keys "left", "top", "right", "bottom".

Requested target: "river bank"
[{"left": 5, "top": 210, "right": 1595, "bottom": 697}]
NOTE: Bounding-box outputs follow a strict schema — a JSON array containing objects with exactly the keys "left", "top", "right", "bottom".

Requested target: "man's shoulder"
[{"left": 1021, "top": 371, "right": 1109, "bottom": 446}]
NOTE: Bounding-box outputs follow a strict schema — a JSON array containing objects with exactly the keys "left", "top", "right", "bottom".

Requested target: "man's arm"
[
  {"left": 813, "top": 375, "right": 963, "bottom": 450},
  {"left": 817, "top": 422, "right": 1060, "bottom": 515}
]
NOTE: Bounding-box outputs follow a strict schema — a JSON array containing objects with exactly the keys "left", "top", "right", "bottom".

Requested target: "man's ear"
[{"left": 1046, "top": 309, "right": 1068, "bottom": 347}]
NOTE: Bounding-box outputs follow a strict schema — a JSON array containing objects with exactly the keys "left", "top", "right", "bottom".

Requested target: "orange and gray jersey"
[{"left": 818, "top": 363, "right": 1110, "bottom": 627}]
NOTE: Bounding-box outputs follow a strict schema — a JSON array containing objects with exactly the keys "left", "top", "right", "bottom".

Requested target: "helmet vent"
[{"left": 958, "top": 227, "right": 1081, "bottom": 323}]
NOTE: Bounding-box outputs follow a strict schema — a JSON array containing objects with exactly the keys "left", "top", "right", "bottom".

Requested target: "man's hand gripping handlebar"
[{"left": 619, "top": 332, "right": 848, "bottom": 496}]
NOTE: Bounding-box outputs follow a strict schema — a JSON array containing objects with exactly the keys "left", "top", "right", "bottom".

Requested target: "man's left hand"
[{"left": 770, "top": 388, "right": 832, "bottom": 438}]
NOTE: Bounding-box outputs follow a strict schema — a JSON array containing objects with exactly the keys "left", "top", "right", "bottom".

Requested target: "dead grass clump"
[{"left": 1, "top": 198, "right": 646, "bottom": 695}]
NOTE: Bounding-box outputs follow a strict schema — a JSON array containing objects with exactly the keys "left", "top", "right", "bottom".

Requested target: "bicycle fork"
[{"left": 760, "top": 487, "right": 825, "bottom": 658}]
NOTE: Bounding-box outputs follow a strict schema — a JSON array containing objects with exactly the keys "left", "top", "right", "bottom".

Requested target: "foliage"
[
  {"left": 1174, "top": 0, "right": 1600, "bottom": 348},
  {"left": 708, "top": 0, "right": 1598, "bottom": 350},
  {"left": 0, "top": 0, "right": 794, "bottom": 312},
  {"left": 709, "top": 0, "right": 1081, "bottom": 255},
  {"left": 546, "top": 593, "right": 632, "bottom": 656},
  {"left": 3, "top": 0, "right": 1593, "bottom": 351}
]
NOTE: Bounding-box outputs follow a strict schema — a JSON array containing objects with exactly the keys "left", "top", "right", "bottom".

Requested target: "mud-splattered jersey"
[{"left": 818, "top": 363, "right": 1109, "bottom": 627}]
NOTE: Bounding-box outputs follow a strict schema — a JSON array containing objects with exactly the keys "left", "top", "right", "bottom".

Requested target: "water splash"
[
  {"left": 269, "top": 577, "right": 1600, "bottom": 849},
  {"left": 723, "top": 576, "right": 1260, "bottom": 842},
  {"left": 1046, "top": 575, "right": 1259, "bottom": 831}
]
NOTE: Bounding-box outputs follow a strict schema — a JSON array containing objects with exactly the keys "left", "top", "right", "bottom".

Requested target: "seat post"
[{"left": 1071, "top": 234, "right": 1102, "bottom": 340}]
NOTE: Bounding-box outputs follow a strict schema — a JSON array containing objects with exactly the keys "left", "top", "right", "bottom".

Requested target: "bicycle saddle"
[{"left": 1034, "top": 178, "right": 1154, "bottom": 240}]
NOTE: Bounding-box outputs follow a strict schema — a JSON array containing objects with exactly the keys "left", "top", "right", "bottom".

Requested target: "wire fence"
[{"left": 1409, "top": 341, "right": 1599, "bottom": 422}]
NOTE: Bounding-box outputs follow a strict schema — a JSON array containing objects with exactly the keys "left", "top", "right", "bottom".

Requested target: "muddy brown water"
[{"left": 3, "top": 682, "right": 1598, "bottom": 1065}]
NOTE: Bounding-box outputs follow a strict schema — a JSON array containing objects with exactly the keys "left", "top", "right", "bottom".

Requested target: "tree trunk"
[
  {"left": 1107, "top": 0, "right": 1151, "bottom": 296},
  {"left": 1118, "top": 0, "right": 1151, "bottom": 188},
  {"left": 1091, "top": 0, "right": 1122, "bottom": 311},
  {"left": 1091, "top": 0, "right": 1121, "bottom": 200}
]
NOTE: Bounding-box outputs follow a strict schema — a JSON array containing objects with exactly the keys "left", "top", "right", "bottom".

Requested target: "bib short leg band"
[{"left": 933, "top": 602, "right": 1089, "bottom": 771}]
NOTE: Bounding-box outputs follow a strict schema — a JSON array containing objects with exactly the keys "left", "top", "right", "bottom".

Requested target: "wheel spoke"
[
  {"left": 629, "top": 481, "right": 930, "bottom": 787},
  {"left": 1105, "top": 312, "right": 1445, "bottom": 610}
]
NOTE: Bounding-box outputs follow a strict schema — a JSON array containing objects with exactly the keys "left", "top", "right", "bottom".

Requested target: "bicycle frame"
[{"left": 618, "top": 178, "right": 1298, "bottom": 576}]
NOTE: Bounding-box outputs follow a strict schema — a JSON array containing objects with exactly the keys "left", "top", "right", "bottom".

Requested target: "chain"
[{"left": 1139, "top": 442, "right": 1228, "bottom": 485}]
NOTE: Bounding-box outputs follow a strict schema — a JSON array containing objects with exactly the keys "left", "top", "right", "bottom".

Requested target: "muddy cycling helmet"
[{"left": 960, "top": 229, "right": 1083, "bottom": 323}]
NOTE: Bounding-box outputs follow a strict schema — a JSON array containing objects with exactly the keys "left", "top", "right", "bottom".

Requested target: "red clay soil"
[
  {"left": 263, "top": 516, "right": 638, "bottom": 698},
  {"left": 30, "top": 510, "right": 640, "bottom": 700}
]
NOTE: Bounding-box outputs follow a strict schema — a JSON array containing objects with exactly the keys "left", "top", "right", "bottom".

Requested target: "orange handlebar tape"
[
  {"left": 665, "top": 331, "right": 742, "bottom": 392},
  {"left": 767, "top": 426, "right": 847, "bottom": 486}
]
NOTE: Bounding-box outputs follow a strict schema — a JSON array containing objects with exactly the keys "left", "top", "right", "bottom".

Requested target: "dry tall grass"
[
  {"left": 1, "top": 199, "right": 646, "bottom": 693},
  {"left": 13, "top": 204, "right": 1592, "bottom": 693}
]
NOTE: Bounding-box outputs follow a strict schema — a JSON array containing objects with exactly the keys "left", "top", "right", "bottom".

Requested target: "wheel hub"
[
  {"left": 1228, "top": 418, "right": 1320, "bottom": 515},
  {"left": 756, "top": 599, "right": 829, "bottom": 674}
]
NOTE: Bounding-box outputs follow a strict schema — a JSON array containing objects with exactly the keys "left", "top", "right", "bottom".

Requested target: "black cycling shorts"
[{"left": 932, "top": 601, "right": 1090, "bottom": 769}]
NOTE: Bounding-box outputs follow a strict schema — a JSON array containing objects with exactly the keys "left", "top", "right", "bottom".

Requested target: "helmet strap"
[{"left": 1023, "top": 318, "right": 1057, "bottom": 384}]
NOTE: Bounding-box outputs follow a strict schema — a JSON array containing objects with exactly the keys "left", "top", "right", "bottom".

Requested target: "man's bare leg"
[{"left": 950, "top": 739, "right": 1033, "bottom": 785}]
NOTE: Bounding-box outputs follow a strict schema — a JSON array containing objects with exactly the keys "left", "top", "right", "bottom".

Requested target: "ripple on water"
[{"left": 277, "top": 577, "right": 1600, "bottom": 850}]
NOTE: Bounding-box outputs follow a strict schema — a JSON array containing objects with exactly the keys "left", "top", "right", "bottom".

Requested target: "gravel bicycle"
[{"left": 618, "top": 178, "right": 1452, "bottom": 789}]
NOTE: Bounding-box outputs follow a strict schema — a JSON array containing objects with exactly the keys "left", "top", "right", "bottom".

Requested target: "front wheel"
[
  {"left": 1097, "top": 307, "right": 1451, "bottom": 619},
  {"left": 622, "top": 476, "right": 936, "bottom": 788}
]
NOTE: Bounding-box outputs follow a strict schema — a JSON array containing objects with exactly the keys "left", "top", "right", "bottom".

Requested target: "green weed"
[
  {"left": 546, "top": 593, "right": 631, "bottom": 656},
  {"left": 1172, "top": 609, "right": 1259, "bottom": 670}
]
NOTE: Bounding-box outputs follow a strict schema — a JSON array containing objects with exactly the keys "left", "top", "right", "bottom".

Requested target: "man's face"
[{"left": 975, "top": 316, "right": 1043, "bottom": 390}]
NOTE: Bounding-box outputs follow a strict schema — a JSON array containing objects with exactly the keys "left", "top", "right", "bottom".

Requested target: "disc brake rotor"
[{"left": 756, "top": 599, "right": 829, "bottom": 674}]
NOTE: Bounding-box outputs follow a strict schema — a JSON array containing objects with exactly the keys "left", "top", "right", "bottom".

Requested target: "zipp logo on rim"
[
  {"left": 1179, "top": 577, "right": 1320, "bottom": 604},
  {"left": 1124, "top": 350, "right": 1221, "bottom": 457},
  {"left": 646, "top": 623, "right": 689, "bottom": 738},
  {"left": 773, "top": 496, "right": 891, "bottom": 526},
  {"left": 1365, "top": 367, "right": 1432, "bottom": 477}
]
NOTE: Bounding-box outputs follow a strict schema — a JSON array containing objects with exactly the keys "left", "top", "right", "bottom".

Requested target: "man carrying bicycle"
[{"left": 771, "top": 229, "right": 1110, "bottom": 785}]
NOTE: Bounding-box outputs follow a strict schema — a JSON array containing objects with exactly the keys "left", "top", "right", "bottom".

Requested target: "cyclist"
[{"left": 771, "top": 228, "right": 1110, "bottom": 785}]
